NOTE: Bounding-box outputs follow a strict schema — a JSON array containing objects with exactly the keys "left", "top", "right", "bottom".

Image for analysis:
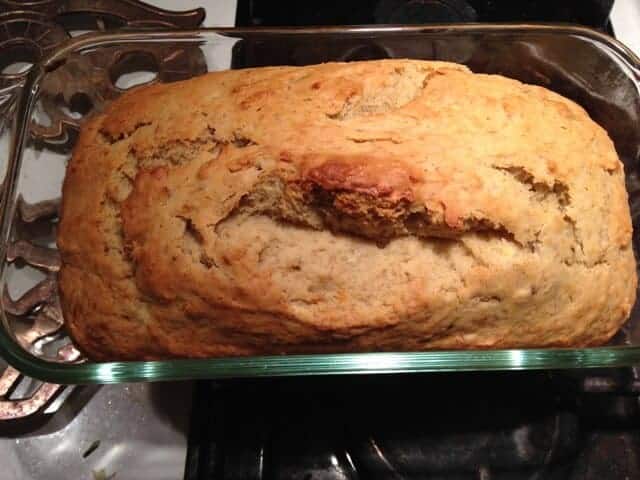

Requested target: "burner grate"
[{"left": 0, "top": 0, "right": 205, "bottom": 421}]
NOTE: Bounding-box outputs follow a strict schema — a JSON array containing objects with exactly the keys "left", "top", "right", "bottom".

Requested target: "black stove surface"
[
  {"left": 185, "top": 371, "right": 640, "bottom": 480},
  {"left": 236, "top": 0, "right": 615, "bottom": 30}
]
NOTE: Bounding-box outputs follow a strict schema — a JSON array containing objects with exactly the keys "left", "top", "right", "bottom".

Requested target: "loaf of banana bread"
[{"left": 57, "top": 59, "right": 637, "bottom": 360}]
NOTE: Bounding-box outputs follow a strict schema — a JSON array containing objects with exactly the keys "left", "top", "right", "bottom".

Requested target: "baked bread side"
[{"left": 57, "top": 59, "right": 637, "bottom": 360}]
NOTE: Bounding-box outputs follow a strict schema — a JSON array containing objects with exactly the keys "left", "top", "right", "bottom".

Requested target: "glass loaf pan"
[{"left": 2, "top": 25, "right": 640, "bottom": 384}]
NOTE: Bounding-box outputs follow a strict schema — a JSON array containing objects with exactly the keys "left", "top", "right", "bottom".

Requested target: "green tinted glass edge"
[{"left": 4, "top": 327, "right": 640, "bottom": 385}]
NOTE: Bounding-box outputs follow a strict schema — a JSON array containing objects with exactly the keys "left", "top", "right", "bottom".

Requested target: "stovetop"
[
  {"left": 1, "top": 1, "right": 640, "bottom": 480},
  {"left": 185, "top": 371, "right": 640, "bottom": 480},
  {"left": 236, "top": 0, "right": 615, "bottom": 29}
]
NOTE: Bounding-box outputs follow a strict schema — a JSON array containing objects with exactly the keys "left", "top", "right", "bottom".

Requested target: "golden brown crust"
[
  {"left": 304, "top": 157, "right": 419, "bottom": 201},
  {"left": 57, "top": 59, "right": 637, "bottom": 360}
]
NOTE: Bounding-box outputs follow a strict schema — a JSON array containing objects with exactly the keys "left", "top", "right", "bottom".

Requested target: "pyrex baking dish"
[{"left": 1, "top": 24, "right": 640, "bottom": 384}]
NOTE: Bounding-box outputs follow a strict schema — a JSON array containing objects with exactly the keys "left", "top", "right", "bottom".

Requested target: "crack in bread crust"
[
  {"left": 57, "top": 59, "right": 637, "bottom": 360},
  {"left": 224, "top": 175, "right": 519, "bottom": 247}
]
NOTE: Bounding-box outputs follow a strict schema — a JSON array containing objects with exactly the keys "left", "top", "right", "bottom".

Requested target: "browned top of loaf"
[{"left": 57, "top": 59, "right": 636, "bottom": 360}]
